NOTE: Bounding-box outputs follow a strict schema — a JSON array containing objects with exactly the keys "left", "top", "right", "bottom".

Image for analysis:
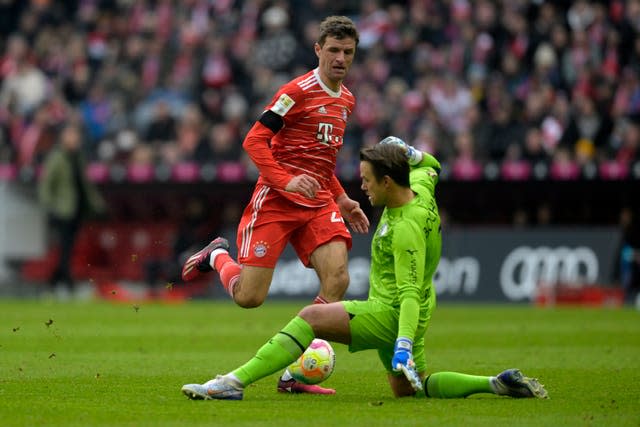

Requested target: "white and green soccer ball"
[{"left": 288, "top": 339, "right": 336, "bottom": 385}]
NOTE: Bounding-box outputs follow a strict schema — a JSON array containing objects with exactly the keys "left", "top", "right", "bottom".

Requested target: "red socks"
[{"left": 213, "top": 252, "right": 241, "bottom": 297}]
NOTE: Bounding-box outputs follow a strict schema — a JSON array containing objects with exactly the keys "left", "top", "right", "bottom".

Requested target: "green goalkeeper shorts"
[{"left": 342, "top": 298, "right": 435, "bottom": 375}]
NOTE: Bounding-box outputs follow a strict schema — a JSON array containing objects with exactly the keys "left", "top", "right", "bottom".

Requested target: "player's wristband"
[{"left": 394, "top": 337, "right": 413, "bottom": 352}]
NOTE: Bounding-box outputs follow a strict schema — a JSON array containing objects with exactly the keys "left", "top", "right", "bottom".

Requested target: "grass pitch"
[{"left": 1, "top": 299, "right": 639, "bottom": 427}]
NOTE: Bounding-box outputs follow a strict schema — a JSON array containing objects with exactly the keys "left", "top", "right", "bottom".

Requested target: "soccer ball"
[{"left": 288, "top": 339, "right": 336, "bottom": 385}]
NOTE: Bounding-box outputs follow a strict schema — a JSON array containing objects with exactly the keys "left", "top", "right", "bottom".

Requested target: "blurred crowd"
[{"left": 0, "top": 0, "right": 639, "bottom": 181}]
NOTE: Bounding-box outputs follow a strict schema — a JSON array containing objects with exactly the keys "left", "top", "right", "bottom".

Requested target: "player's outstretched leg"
[
  {"left": 182, "top": 375, "right": 244, "bottom": 401},
  {"left": 491, "top": 368, "right": 549, "bottom": 398},
  {"left": 181, "top": 237, "right": 229, "bottom": 281}
]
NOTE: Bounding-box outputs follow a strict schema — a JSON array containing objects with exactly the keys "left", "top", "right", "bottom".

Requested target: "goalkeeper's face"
[
  {"left": 360, "top": 161, "right": 386, "bottom": 207},
  {"left": 314, "top": 36, "right": 356, "bottom": 91}
]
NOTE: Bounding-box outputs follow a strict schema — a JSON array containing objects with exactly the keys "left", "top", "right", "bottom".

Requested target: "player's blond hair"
[{"left": 318, "top": 16, "right": 359, "bottom": 47}]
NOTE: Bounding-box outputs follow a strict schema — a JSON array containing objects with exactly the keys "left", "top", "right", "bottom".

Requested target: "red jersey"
[{"left": 244, "top": 68, "right": 355, "bottom": 208}]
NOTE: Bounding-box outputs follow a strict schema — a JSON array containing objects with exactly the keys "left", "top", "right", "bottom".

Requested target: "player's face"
[
  {"left": 360, "top": 161, "right": 387, "bottom": 207},
  {"left": 315, "top": 36, "right": 356, "bottom": 91}
]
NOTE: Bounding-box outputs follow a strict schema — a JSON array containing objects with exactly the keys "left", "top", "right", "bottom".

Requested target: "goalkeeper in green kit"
[{"left": 181, "top": 138, "right": 549, "bottom": 401}]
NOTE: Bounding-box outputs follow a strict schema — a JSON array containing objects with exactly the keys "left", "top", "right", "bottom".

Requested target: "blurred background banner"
[
  {"left": 436, "top": 228, "right": 621, "bottom": 302},
  {"left": 268, "top": 228, "right": 621, "bottom": 303}
]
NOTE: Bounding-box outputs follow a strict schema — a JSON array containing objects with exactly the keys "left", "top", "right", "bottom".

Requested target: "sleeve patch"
[{"left": 270, "top": 93, "right": 295, "bottom": 116}]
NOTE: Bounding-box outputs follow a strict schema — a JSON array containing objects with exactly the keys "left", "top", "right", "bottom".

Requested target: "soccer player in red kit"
[{"left": 182, "top": 16, "right": 369, "bottom": 394}]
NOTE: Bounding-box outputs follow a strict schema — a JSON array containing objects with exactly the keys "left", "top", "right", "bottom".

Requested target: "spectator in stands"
[
  {"left": 252, "top": 5, "right": 298, "bottom": 72},
  {"left": 615, "top": 119, "right": 640, "bottom": 164},
  {"left": 451, "top": 130, "right": 483, "bottom": 180},
  {"left": 427, "top": 74, "right": 473, "bottom": 136},
  {"left": 549, "top": 146, "right": 580, "bottom": 180},
  {"left": 79, "top": 83, "right": 112, "bottom": 146},
  {"left": 485, "top": 94, "right": 525, "bottom": 161},
  {"left": 144, "top": 100, "right": 177, "bottom": 145},
  {"left": 522, "top": 127, "right": 550, "bottom": 164},
  {"left": 62, "top": 61, "right": 91, "bottom": 105},
  {"left": 14, "top": 103, "right": 56, "bottom": 167},
  {"left": 38, "top": 123, "right": 105, "bottom": 298},
  {"left": 196, "top": 122, "right": 242, "bottom": 165},
  {"left": 564, "top": 93, "right": 612, "bottom": 151},
  {"left": 0, "top": 34, "right": 47, "bottom": 117},
  {"left": 152, "top": 104, "right": 199, "bottom": 165}
]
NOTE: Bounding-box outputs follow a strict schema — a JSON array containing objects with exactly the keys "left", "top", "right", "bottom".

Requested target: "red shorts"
[{"left": 236, "top": 185, "right": 352, "bottom": 268}]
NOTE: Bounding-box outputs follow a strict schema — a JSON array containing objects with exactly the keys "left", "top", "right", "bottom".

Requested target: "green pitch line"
[{"left": 0, "top": 300, "right": 638, "bottom": 427}]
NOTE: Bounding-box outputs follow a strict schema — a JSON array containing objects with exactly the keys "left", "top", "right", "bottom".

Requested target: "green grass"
[{"left": 1, "top": 299, "right": 639, "bottom": 427}]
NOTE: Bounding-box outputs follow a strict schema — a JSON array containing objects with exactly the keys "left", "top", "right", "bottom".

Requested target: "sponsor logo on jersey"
[
  {"left": 253, "top": 241, "right": 270, "bottom": 258},
  {"left": 271, "top": 93, "right": 295, "bottom": 116},
  {"left": 317, "top": 122, "right": 334, "bottom": 144},
  {"left": 318, "top": 106, "right": 327, "bottom": 114},
  {"left": 342, "top": 108, "right": 348, "bottom": 121},
  {"left": 409, "top": 251, "right": 418, "bottom": 284}
]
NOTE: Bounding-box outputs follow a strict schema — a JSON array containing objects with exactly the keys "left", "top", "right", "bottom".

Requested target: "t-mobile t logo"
[{"left": 317, "top": 122, "right": 334, "bottom": 144}]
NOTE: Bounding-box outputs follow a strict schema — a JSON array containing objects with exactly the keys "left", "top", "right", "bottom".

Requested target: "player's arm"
[
  {"left": 243, "top": 111, "right": 319, "bottom": 198},
  {"left": 332, "top": 175, "right": 369, "bottom": 233},
  {"left": 242, "top": 118, "right": 291, "bottom": 189},
  {"left": 391, "top": 221, "right": 426, "bottom": 390},
  {"left": 394, "top": 221, "right": 426, "bottom": 340},
  {"left": 412, "top": 151, "right": 440, "bottom": 173}
]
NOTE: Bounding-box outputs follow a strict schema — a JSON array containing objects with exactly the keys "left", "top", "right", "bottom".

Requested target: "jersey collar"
[{"left": 313, "top": 68, "right": 342, "bottom": 98}]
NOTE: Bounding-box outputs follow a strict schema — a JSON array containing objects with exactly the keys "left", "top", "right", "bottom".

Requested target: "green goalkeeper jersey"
[{"left": 368, "top": 152, "right": 442, "bottom": 340}]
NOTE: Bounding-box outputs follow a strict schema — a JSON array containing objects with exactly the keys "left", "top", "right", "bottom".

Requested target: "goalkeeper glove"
[
  {"left": 392, "top": 337, "right": 423, "bottom": 391},
  {"left": 379, "top": 136, "right": 423, "bottom": 166}
]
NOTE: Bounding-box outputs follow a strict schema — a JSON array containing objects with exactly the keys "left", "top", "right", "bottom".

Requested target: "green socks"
[
  {"left": 232, "top": 316, "right": 315, "bottom": 386},
  {"left": 425, "top": 372, "right": 494, "bottom": 398}
]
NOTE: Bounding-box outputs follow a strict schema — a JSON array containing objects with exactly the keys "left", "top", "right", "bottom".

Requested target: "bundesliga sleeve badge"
[{"left": 271, "top": 93, "right": 295, "bottom": 116}]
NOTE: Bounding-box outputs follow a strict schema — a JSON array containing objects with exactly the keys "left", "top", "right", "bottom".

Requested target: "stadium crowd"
[{"left": 0, "top": 0, "right": 639, "bottom": 182}]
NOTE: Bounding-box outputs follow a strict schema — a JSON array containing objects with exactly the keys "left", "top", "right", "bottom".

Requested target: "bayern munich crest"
[{"left": 253, "top": 241, "right": 269, "bottom": 257}]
